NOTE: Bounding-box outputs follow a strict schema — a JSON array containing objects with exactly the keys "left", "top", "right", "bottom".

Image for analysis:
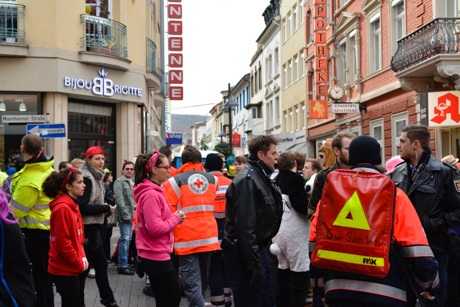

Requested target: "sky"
[{"left": 170, "top": 0, "right": 268, "bottom": 115}]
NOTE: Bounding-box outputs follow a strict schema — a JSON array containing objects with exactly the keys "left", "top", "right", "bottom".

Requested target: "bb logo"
[
  {"left": 188, "top": 174, "right": 209, "bottom": 195},
  {"left": 92, "top": 68, "right": 114, "bottom": 97},
  {"left": 333, "top": 191, "right": 370, "bottom": 230}
]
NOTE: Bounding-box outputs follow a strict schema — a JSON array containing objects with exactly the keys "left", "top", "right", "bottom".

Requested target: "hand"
[
  {"left": 82, "top": 257, "right": 89, "bottom": 271},
  {"left": 419, "top": 291, "right": 435, "bottom": 301},
  {"left": 110, "top": 205, "right": 116, "bottom": 214},
  {"left": 175, "top": 210, "right": 186, "bottom": 222}
]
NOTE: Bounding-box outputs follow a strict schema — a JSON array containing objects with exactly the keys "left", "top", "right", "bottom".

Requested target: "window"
[
  {"left": 282, "top": 18, "right": 287, "bottom": 42},
  {"left": 336, "top": 40, "right": 347, "bottom": 85},
  {"left": 299, "top": 51, "right": 304, "bottom": 77},
  {"left": 265, "top": 56, "right": 271, "bottom": 82},
  {"left": 274, "top": 96, "right": 280, "bottom": 126},
  {"left": 297, "top": 104, "right": 303, "bottom": 130},
  {"left": 283, "top": 111, "right": 288, "bottom": 132},
  {"left": 306, "top": 11, "right": 314, "bottom": 44},
  {"left": 274, "top": 48, "right": 280, "bottom": 75},
  {"left": 369, "top": 14, "right": 381, "bottom": 73},
  {"left": 282, "top": 64, "right": 287, "bottom": 88},
  {"left": 307, "top": 66, "right": 314, "bottom": 99},
  {"left": 302, "top": 105, "right": 307, "bottom": 128},
  {"left": 252, "top": 105, "right": 262, "bottom": 119},
  {"left": 287, "top": 60, "right": 292, "bottom": 85},
  {"left": 266, "top": 102, "right": 271, "bottom": 130},
  {"left": 287, "top": 12, "right": 291, "bottom": 37},
  {"left": 370, "top": 119, "right": 385, "bottom": 162},
  {"left": 290, "top": 108, "right": 295, "bottom": 132},
  {"left": 298, "top": 0, "right": 303, "bottom": 25},
  {"left": 292, "top": 5, "right": 298, "bottom": 32},
  {"left": 293, "top": 55, "right": 298, "bottom": 82},
  {"left": 391, "top": 112, "right": 408, "bottom": 156},
  {"left": 254, "top": 70, "right": 258, "bottom": 93},
  {"left": 391, "top": 0, "right": 405, "bottom": 53},
  {"left": 258, "top": 66, "right": 262, "bottom": 90},
  {"left": 339, "top": 0, "right": 348, "bottom": 7},
  {"left": 348, "top": 33, "right": 358, "bottom": 81}
]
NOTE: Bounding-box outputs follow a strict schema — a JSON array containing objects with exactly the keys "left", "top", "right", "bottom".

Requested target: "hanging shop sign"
[
  {"left": 168, "top": 0, "right": 184, "bottom": 100},
  {"left": 309, "top": 0, "right": 329, "bottom": 119},
  {"left": 332, "top": 103, "right": 360, "bottom": 114},
  {"left": 428, "top": 91, "right": 460, "bottom": 127},
  {"left": 64, "top": 68, "right": 143, "bottom": 98}
]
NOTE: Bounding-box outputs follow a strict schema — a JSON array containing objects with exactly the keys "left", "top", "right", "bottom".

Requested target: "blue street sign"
[
  {"left": 26, "top": 123, "right": 66, "bottom": 139},
  {"left": 166, "top": 132, "right": 182, "bottom": 145}
]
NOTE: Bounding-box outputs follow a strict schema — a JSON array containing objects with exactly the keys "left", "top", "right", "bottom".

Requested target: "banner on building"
[
  {"left": 168, "top": 0, "right": 183, "bottom": 100},
  {"left": 428, "top": 91, "right": 460, "bottom": 127},
  {"left": 309, "top": 100, "right": 328, "bottom": 119}
]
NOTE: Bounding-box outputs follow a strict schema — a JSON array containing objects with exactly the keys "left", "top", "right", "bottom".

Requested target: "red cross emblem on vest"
[
  {"left": 194, "top": 178, "right": 204, "bottom": 189},
  {"left": 188, "top": 174, "right": 209, "bottom": 195},
  {"left": 431, "top": 92, "right": 460, "bottom": 124}
]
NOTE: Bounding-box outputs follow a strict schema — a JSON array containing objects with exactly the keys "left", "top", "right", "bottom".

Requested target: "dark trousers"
[
  {"left": 209, "top": 219, "right": 231, "bottom": 306},
  {"left": 277, "top": 269, "right": 309, "bottom": 307},
  {"left": 83, "top": 224, "right": 115, "bottom": 304},
  {"left": 102, "top": 224, "right": 113, "bottom": 261},
  {"left": 140, "top": 257, "right": 181, "bottom": 307},
  {"left": 230, "top": 246, "right": 277, "bottom": 307},
  {"left": 51, "top": 273, "right": 85, "bottom": 307},
  {"left": 23, "top": 229, "right": 54, "bottom": 307},
  {"left": 447, "top": 253, "right": 460, "bottom": 306}
]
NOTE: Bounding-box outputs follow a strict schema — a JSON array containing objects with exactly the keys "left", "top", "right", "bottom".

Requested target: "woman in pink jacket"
[{"left": 133, "top": 151, "right": 185, "bottom": 307}]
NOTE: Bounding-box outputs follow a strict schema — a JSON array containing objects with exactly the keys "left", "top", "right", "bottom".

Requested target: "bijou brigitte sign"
[{"left": 64, "top": 68, "right": 143, "bottom": 98}]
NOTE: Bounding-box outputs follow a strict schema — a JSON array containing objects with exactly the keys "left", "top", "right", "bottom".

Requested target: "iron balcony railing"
[
  {"left": 0, "top": 2, "right": 25, "bottom": 44},
  {"left": 391, "top": 18, "right": 460, "bottom": 72},
  {"left": 81, "top": 14, "right": 127, "bottom": 59},
  {"left": 146, "top": 38, "right": 157, "bottom": 74}
]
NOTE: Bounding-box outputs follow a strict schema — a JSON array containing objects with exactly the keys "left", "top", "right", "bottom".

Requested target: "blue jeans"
[
  {"left": 179, "top": 253, "right": 210, "bottom": 307},
  {"left": 117, "top": 222, "right": 132, "bottom": 268}
]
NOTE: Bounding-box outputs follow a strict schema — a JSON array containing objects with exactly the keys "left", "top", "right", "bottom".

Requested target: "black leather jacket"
[
  {"left": 390, "top": 153, "right": 460, "bottom": 253},
  {"left": 224, "top": 159, "right": 283, "bottom": 269}
]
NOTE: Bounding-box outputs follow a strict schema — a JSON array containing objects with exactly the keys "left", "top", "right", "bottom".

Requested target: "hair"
[
  {"left": 103, "top": 169, "right": 112, "bottom": 183},
  {"left": 21, "top": 134, "right": 43, "bottom": 156},
  {"left": 294, "top": 152, "right": 306, "bottom": 171},
  {"left": 0, "top": 190, "right": 16, "bottom": 224},
  {"left": 402, "top": 125, "right": 431, "bottom": 151},
  {"left": 134, "top": 152, "right": 167, "bottom": 185},
  {"left": 159, "top": 145, "right": 173, "bottom": 159},
  {"left": 58, "top": 161, "right": 69, "bottom": 171},
  {"left": 305, "top": 158, "right": 323, "bottom": 173},
  {"left": 248, "top": 135, "right": 278, "bottom": 158},
  {"left": 182, "top": 145, "right": 202, "bottom": 164},
  {"left": 332, "top": 132, "right": 355, "bottom": 151},
  {"left": 277, "top": 152, "right": 297, "bottom": 171},
  {"left": 122, "top": 160, "right": 134, "bottom": 170},
  {"left": 43, "top": 168, "right": 82, "bottom": 198},
  {"left": 319, "top": 139, "right": 336, "bottom": 168},
  {"left": 235, "top": 155, "right": 247, "bottom": 164},
  {"left": 70, "top": 158, "right": 85, "bottom": 169}
]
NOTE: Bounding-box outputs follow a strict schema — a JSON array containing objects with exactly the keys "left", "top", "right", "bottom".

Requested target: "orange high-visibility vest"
[
  {"left": 163, "top": 163, "right": 220, "bottom": 255},
  {"left": 311, "top": 169, "right": 396, "bottom": 278},
  {"left": 210, "top": 171, "right": 232, "bottom": 219}
]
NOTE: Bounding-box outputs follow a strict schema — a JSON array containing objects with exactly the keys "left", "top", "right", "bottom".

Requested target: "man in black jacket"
[
  {"left": 390, "top": 125, "right": 460, "bottom": 306},
  {"left": 224, "top": 135, "right": 283, "bottom": 307}
]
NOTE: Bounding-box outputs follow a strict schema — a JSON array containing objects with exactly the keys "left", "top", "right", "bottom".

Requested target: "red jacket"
[{"left": 48, "top": 193, "right": 86, "bottom": 276}]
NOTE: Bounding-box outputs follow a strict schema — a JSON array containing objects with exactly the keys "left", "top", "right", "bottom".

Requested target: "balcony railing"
[
  {"left": 0, "top": 2, "right": 25, "bottom": 44},
  {"left": 81, "top": 14, "right": 127, "bottom": 59},
  {"left": 391, "top": 18, "right": 460, "bottom": 72},
  {"left": 146, "top": 38, "right": 157, "bottom": 74}
]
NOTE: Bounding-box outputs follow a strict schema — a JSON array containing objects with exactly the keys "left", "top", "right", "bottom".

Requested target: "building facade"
[
  {"left": 230, "top": 74, "right": 250, "bottom": 156},
  {"left": 0, "top": 0, "right": 166, "bottom": 173}
]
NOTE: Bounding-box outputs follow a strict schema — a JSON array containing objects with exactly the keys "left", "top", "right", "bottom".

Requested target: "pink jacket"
[{"left": 133, "top": 179, "right": 181, "bottom": 261}]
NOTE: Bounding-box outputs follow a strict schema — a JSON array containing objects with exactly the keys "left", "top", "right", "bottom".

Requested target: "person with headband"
[
  {"left": 133, "top": 151, "right": 185, "bottom": 307},
  {"left": 77, "top": 146, "right": 118, "bottom": 307},
  {"left": 43, "top": 166, "right": 88, "bottom": 307},
  {"left": 10, "top": 134, "right": 55, "bottom": 307}
]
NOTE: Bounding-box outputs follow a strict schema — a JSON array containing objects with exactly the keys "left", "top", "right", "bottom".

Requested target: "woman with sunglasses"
[
  {"left": 43, "top": 167, "right": 88, "bottom": 307},
  {"left": 133, "top": 152, "right": 185, "bottom": 307}
]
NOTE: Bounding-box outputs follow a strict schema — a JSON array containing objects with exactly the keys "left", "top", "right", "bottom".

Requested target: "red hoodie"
[{"left": 48, "top": 193, "right": 86, "bottom": 276}]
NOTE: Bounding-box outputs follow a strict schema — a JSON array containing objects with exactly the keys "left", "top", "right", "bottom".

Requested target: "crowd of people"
[{"left": 0, "top": 125, "right": 460, "bottom": 307}]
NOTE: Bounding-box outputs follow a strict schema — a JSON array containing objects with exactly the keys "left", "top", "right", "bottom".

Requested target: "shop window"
[
  {"left": 391, "top": 112, "right": 408, "bottom": 156},
  {"left": 370, "top": 119, "right": 385, "bottom": 162}
]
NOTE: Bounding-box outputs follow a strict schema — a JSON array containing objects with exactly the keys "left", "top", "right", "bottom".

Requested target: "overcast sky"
[{"left": 170, "top": 0, "right": 268, "bottom": 115}]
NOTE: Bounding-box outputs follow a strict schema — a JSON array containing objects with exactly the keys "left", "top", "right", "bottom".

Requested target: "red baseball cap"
[{"left": 84, "top": 146, "right": 105, "bottom": 159}]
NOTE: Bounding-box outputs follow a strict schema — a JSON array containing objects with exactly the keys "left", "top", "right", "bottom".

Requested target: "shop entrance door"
[{"left": 68, "top": 101, "right": 116, "bottom": 173}]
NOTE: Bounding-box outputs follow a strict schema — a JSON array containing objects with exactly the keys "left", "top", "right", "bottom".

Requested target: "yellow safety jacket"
[
  {"left": 0, "top": 171, "right": 7, "bottom": 187},
  {"left": 11, "top": 160, "right": 54, "bottom": 231}
]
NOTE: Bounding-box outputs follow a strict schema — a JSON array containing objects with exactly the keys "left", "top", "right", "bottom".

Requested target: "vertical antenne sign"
[
  {"left": 309, "top": 0, "right": 328, "bottom": 119},
  {"left": 168, "top": 0, "right": 183, "bottom": 100}
]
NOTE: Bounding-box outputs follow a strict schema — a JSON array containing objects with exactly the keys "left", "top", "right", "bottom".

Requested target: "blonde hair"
[{"left": 319, "top": 138, "right": 336, "bottom": 168}]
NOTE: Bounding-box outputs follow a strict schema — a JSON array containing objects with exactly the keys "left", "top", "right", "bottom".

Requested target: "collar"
[{"left": 177, "top": 162, "right": 205, "bottom": 174}]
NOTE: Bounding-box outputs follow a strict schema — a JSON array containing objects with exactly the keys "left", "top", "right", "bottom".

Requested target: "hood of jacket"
[
  {"left": 177, "top": 162, "right": 205, "bottom": 174},
  {"left": 13, "top": 159, "right": 54, "bottom": 178},
  {"left": 49, "top": 193, "right": 79, "bottom": 212},
  {"left": 133, "top": 179, "right": 162, "bottom": 204}
]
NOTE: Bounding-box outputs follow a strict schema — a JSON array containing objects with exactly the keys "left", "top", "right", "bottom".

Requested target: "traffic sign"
[
  {"left": 26, "top": 123, "right": 66, "bottom": 139},
  {"left": 166, "top": 132, "right": 182, "bottom": 145}
]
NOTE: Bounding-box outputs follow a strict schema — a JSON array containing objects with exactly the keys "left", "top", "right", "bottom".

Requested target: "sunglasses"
[{"left": 124, "top": 168, "right": 134, "bottom": 171}]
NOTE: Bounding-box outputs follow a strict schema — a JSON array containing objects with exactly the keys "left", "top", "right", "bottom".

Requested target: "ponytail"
[{"left": 134, "top": 152, "right": 166, "bottom": 185}]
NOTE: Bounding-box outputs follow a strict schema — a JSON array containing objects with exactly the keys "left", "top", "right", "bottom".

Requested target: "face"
[
  {"left": 335, "top": 137, "right": 352, "bottom": 165},
  {"left": 88, "top": 154, "right": 105, "bottom": 170},
  {"left": 318, "top": 151, "right": 325, "bottom": 167},
  {"left": 235, "top": 161, "right": 247, "bottom": 173},
  {"left": 303, "top": 161, "right": 315, "bottom": 179},
  {"left": 257, "top": 144, "right": 279, "bottom": 170},
  {"left": 151, "top": 157, "right": 171, "bottom": 184},
  {"left": 122, "top": 164, "right": 135, "bottom": 179},
  {"left": 399, "top": 132, "right": 415, "bottom": 161},
  {"left": 66, "top": 174, "right": 85, "bottom": 198}
]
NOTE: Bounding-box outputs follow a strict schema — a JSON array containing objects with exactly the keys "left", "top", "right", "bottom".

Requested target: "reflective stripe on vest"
[
  {"left": 34, "top": 204, "right": 49, "bottom": 210},
  {"left": 317, "top": 249, "right": 385, "bottom": 267},
  {"left": 325, "top": 279, "right": 407, "bottom": 302},
  {"left": 214, "top": 212, "right": 225, "bottom": 219},
  {"left": 20, "top": 216, "right": 50, "bottom": 227},
  {"left": 400, "top": 245, "right": 434, "bottom": 258},
  {"left": 174, "top": 237, "right": 219, "bottom": 249},
  {"left": 217, "top": 185, "right": 229, "bottom": 194},
  {"left": 182, "top": 205, "right": 214, "bottom": 214},
  {"left": 168, "top": 177, "right": 181, "bottom": 198},
  {"left": 11, "top": 199, "right": 31, "bottom": 213}
]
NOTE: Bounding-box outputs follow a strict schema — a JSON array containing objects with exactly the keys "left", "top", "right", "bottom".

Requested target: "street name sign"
[
  {"left": 26, "top": 123, "right": 66, "bottom": 139},
  {"left": 2, "top": 114, "right": 48, "bottom": 123},
  {"left": 332, "top": 103, "right": 360, "bottom": 114}
]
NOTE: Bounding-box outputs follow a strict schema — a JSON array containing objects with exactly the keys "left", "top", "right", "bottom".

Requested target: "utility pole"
[{"left": 227, "top": 82, "right": 233, "bottom": 154}]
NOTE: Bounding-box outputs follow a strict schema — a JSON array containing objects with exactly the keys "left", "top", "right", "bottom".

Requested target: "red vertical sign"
[{"left": 168, "top": 0, "right": 183, "bottom": 100}]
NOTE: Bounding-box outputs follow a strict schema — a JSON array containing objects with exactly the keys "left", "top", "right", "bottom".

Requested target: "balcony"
[
  {"left": 0, "top": 2, "right": 27, "bottom": 56},
  {"left": 79, "top": 14, "right": 130, "bottom": 70},
  {"left": 391, "top": 18, "right": 460, "bottom": 88}
]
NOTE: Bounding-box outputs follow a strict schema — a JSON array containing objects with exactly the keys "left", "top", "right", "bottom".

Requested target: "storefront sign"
[
  {"left": 309, "top": 0, "right": 329, "bottom": 119},
  {"left": 332, "top": 103, "right": 360, "bottom": 114},
  {"left": 168, "top": 0, "right": 184, "bottom": 100},
  {"left": 1, "top": 114, "right": 47, "bottom": 123},
  {"left": 26, "top": 123, "right": 66, "bottom": 138},
  {"left": 232, "top": 132, "right": 241, "bottom": 147},
  {"left": 428, "top": 91, "right": 460, "bottom": 127},
  {"left": 166, "top": 132, "right": 183, "bottom": 145},
  {"left": 64, "top": 68, "right": 143, "bottom": 98}
]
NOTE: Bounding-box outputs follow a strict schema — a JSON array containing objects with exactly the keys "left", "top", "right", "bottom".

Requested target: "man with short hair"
[
  {"left": 308, "top": 132, "right": 355, "bottom": 216},
  {"left": 391, "top": 125, "right": 460, "bottom": 306},
  {"left": 224, "top": 135, "right": 283, "bottom": 307}
]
